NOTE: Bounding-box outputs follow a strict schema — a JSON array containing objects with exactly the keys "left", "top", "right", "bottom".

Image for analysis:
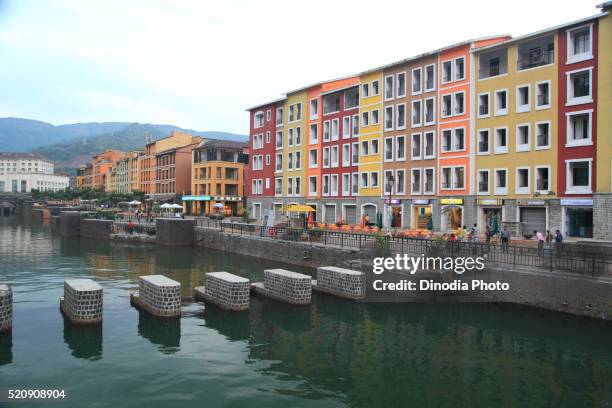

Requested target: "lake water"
[{"left": 0, "top": 218, "right": 611, "bottom": 407}]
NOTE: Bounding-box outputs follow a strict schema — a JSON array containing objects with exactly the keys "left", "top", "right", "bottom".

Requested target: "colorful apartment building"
[
  {"left": 247, "top": 4, "right": 612, "bottom": 238},
  {"left": 92, "top": 149, "right": 123, "bottom": 191},
  {"left": 186, "top": 139, "right": 248, "bottom": 215}
]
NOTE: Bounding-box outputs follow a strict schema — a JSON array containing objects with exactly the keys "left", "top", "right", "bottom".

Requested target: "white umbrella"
[
  {"left": 169, "top": 203, "right": 183, "bottom": 209},
  {"left": 128, "top": 200, "right": 141, "bottom": 205},
  {"left": 213, "top": 203, "right": 224, "bottom": 209},
  {"left": 160, "top": 203, "right": 172, "bottom": 209}
]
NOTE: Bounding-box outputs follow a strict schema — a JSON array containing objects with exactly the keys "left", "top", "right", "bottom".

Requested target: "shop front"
[
  {"left": 181, "top": 195, "right": 211, "bottom": 215},
  {"left": 477, "top": 199, "right": 503, "bottom": 234},
  {"left": 440, "top": 198, "right": 463, "bottom": 231},
  {"left": 517, "top": 199, "right": 547, "bottom": 237},
  {"left": 411, "top": 199, "right": 432, "bottom": 230},
  {"left": 384, "top": 199, "right": 403, "bottom": 228},
  {"left": 209, "top": 195, "right": 243, "bottom": 216},
  {"left": 561, "top": 198, "right": 593, "bottom": 238}
]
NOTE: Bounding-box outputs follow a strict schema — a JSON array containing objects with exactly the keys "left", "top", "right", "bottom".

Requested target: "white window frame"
[
  {"left": 361, "top": 83, "right": 370, "bottom": 98},
  {"left": 515, "top": 166, "right": 531, "bottom": 195},
  {"left": 566, "top": 67, "right": 593, "bottom": 106},
  {"left": 411, "top": 99, "right": 422, "bottom": 128},
  {"left": 454, "top": 56, "right": 465, "bottom": 81},
  {"left": 396, "top": 103, "right": 407, "bottom": 130},
  {"left": 371, "top": 109, "right": 379, "bottom": 125},
  {"left": 516, "top": 84, "right": 531, "bottom": 113},
  {"left": 535, "top": 80, "right": 551, "bottom": 110},
  {"left": 411, "top": 168, "right": 422, "bottom": 195},
  {"left": 493, "top": 168, "right": 508, "bottom": 195},
  {"left": 425, "top": 63, "right": 436, "bottom": 92},
  {"left": 351, "top": 172, "right": 359, "bottom": 195},
  {"left": 309, "top": 98, "right": 319, "bottom": 120},
  {"left": 453, "top": 165, "right": 466, "bottom": 190},
  {"left": 423, "top": 167, "right": 435, "bottom": 195},
  {"left": 322, "top": 146, "right": 330, "bottom": 169},
  {"left": 535, "top": 120, "right": 551, "bottom": 150},
  {"left": 254, "top": 111, "right": 264, "bottom": 129},
  {"left": 323, "top": 120, "right": 330, "bottom": 142},
  {"left": 424, "top": 96, "right": 436, "bottom": 126},
  {"left": 494, "top": 126, "right": 509, "bottom": 154},
  {"left": 396, "top": 135, "right": 406, "bottom": 161},
  {"left": 441, "top": 93, "right": 452, "bottom": 118},
  {"left": 308, "top": 175, "right": 318, "bottom": 196},
  {"left": 453, "top": 127, "right": 466, "bottom": 152},
  {"left": 397, "top": 71, "right": 407, "bottom": 98},
  {"left": 372, "top": 80, "right": 380, "bottom": 96},
  {"left": 411, "top": 67, "right": 422, "bottom": 95},
  {"left": 342, "top": 173, "right": 350, "bottom": 196},
  {"left": 342, "top": 143, "right": 350, "bottom": 167},
  {"left": 330, "top": 174, "right": 339, "bottom": 196},
  {"left": 441, "top": 129, "right": 452, "bottom": 153},
  {"left": 384, "top": 106, "right": 394, "bottom": 131},
  {"left": 331, "top": 118, "right": 339, "bottom": 141},
  {"left": 266, "top": 110, "right": 271, "bottom": 122},
  {"left": 565, "top": 158, "right": 593, "bottom": 194},
  {"left": 360, "top": 172, "right": 369, "bottom": 188},
  {"left": 477, "top": 92, "right": 490, "bottom": 118},
  {"left": 494, "top": 89, "right": 509, "bottom": 116},
  {"left": 396, "top": 169, "right": 406, "bottom": 195},
  {"left": 423, "top": 131, "right": 436, "bottom": 159},
  {"left": 515, "top": 123, "right": 531, "bottom": 152},
  {"left": 411, "top": 133, "right": 422, "bottom": 160},
  {"left": 384, "top": 75, "right": 394, "bottom": 101},
  {"left": 352, "top": 114, "right": 359, "bottom": 137},
  {"left": 565, "top": 109, "right": 593, "bottom": 147},
  {"left": 477, "top": 169, "right": 490, "bottom": 195},
  {"left": 308, "top": 148, "right": 318, "bottom": 169},
  {"left": 352, "top": 142, "right": 359, "bottom": 165},
  {"left": 370, "top": 171, "right": 379, "bottom": 188},
  {"left": 441, "top": 59, "right": 453, "bottom": 84},
  {"left": 309, "top": 123, "right": 318, "bottom": 145},
  {"left": 362, "top": 111, "right": 370, "bottom": 127},
  {"left": 322, "top": 174, "right": 330, "bottom": 196},
  {"left": 342, "top": 116, "right": 351, "bottom": 139},
  {"left": 384, "top": 136, "right": 394, "bottom": 162},
  {"left": 453, "top": 91, "right": 465, "bottom": 115},
  {"left": 534, "top": 165, "right": 551, "bottom": 194},
  {"left": 566, "top": 23, "right": 593, "bottom": 64},
  {"left": 477, "top": 129, "right": 490, "bottom": 155}
]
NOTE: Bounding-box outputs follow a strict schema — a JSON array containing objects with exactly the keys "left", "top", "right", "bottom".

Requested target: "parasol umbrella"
[
  {"left": 128, "top": 200, "right": 141, "bottom": 206},
  {"left": 280, "top": 204, "right": 315, "bottom": 212},
  {"left": 307, "top": 211, "right": 313, "bottom": 226},
  {"left": 160, "top": 203, "right": 172, "bottom": 209},
  {"left": 338, "top": 211, "right": 343, "bottom": 225},
  {"left": 169, "top": 203, "right": 183, "bottom": 209},
  {"left": 213, "top": 203, "right": 225, "bottom": 209}
]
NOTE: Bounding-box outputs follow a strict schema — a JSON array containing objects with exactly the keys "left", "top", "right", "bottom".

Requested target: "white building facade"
[{"left": 0, "top": 153, "right": 69, "bottom": 193}]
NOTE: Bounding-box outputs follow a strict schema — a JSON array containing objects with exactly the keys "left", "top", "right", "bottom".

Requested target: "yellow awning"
[{"left": 280, "top": 204, "right": 315, "bottom": 212}]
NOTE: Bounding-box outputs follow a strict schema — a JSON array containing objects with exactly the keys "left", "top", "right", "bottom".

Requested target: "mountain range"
[{"left": 0, "top": 118, "right": 247, "bottom": 174}]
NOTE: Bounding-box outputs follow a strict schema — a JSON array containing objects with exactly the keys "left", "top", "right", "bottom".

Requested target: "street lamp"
[{"left": 386, "top": 174, "right": 394, "bottom": 230}]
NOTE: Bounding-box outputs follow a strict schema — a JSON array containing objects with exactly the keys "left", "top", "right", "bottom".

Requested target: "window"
[
  {"left": 494, "top": 127, "right": 508, "bottom": 154},
  {"left": 384, "top": 170, "right": 394, "bottom": 194},
  {"left": 352, "top": 142, "right": 359, "bottom": 165},
  {"left": 411, "top": 168, "right": 422, "bottom": 194},
  {"left": 342, "top": 144, "right": 350, "bottom": 167},
  {"left": 266, "top": 131, "right": 271, "bottom": 144},
  {"left": 535, "top": 81, "right": 551, "bottom": 109},
  {"left": 370, "top": 172, "right": 379, "bottom": 187},
  {"left": 361, "top": 172, "right": 369, "bottom": 188},
  {"left": 254, "top": 111, "right": 264, "bottom": 128},
  {"left": 323, "top": 94, "right": 340, "bottom": 114},
  {"left": 515, "top": 167, "right": 530, "bottom": 194},
  {"left": 516, "top": 124, "right": 530, "bottom": 152},
  {"left": 535, "top": 121, "right": 551, "bottom": 149},
  {"left": 384, "top": 137, "right": 394, "bottom": 162},
  {"left": 454, "top": 92, "right": 465, "bottom": 115},
  {"left": 288, "top": 103, "right": 302, "bottom": 122},
  {"left": 343, "top": 117, "right": 351, "bottom": 139},
  {"left": 266, "top": 110, "right": 271, "bottom": 122},
  {"left": 411, "top": 133, "right": 422, "bottom": 159},
  {"left": 287, "top": 152, "right": 293, "bottom": 170},
  {"left": 425, "top": 64, "right": 436, "bottom": 91},
  {"left": 352, "top": 114, "right": 359, "bottom": 137},
  {"left": 287, "top": 177, "right": 293, "bottom": 196},
  {"left": 322, "top": 175, "right": 330, "bottom": 196},
  {"left": 477, "top": 129, "right": 490, "bottom": 154},
  {"left": 396, "top": 135, "right": 406, "bottom": 161},
  {"left": 309, "top": 124, "right": 318, "bottom": 144},
  {"left": 396, "top": 169, "right": 406, "bottom": 194},
  {"left": 494, "top": 169, "right": 508, "bottom": 195},
  {"left": 309, "top": 176, "right": 318, "bottom": 196},
  {"left": 362, "top": 83, "right": 370, "bottom": 98},
  {"left": 478, "top": 93, "right": 490, "bottom": 117},
  {"left": 441, "top": 167, "right": 451, "bottom": 189},
  {"left": 442, "top": 94, "right": 452, "bottom": 117},
  {"left": 288, "top": 128, "right": 294, "bottom": 146},
  {"left": 310, "top": 99, "right": 319, "bottom": 119},
  {"left": 323, "top": 121, "right": 330, "bottom": 142},
  {"left": 274, "top": 153, "right": 283, "bottom": 172},
  {"left": 361, "top": 141, "right": 369, "bottom": 156},
  {"left": 275, "top": 178, "right": 282, "bottom": 195},
  {"left": 372, "top": 80, "right": 380, "bottom": 96},
  {"left": 342, "top": 173, "right": 350, "bottom": 196},
  {"left": 411, "top": 100, "right": 422, "bottom": 127},
  {"left": 309, "top": 149, "right": 318, "bottom": 168},
  {"left": 322, "top": 146, "right": 330, "bottom": 168},
  {"left": 371, "top": 109, "right": 379, "bottom": 125},
  {"left": 276, "top": 107, "right": 284, "bottom": 126},
  {"left": 454, "top": 57, "right": 465, "bottom": 80},
  {"left": 331, "top": 119, "right": 339, "bottom": 141},
  {"left": 352, "top": 173, "right": 359, "bottom": 194},
  {"left": 424, "top": 132, "right": 435, "bottom": 159},
  {"left": 567, "top": 24, "right": 592, "bottom": 64},
  {"left": 454, "top": 128, "right": 465, "bottom": 151},
  {"left": 397, "top": 72, "right": 407, "bottom": 97},
  {"left": 567, "top": 68, "right": 592, "bottom": 105},
  {"left": 478, "top": 170, "right": 489, "bottom": 194},
  {"left": 411, "top": 68, "right": 421, "bottom": 95},
  {"left": 295, "top": 127, "right": 301, "bottom": 145},
  {"left": 566, "top": 159, "right": 592, "bottom": 194},
  {"left": 362, "top": 111, "right": 370, "bottom": 127},
  {"left": 276, "top": 130, "right": 283, "bottom": 149},
  {"left": 344, "top": 88, "right": 359, "bottom": 109},
  {"left": 535, "top": 166, "right": 550, "bottom": 192},
  {"left": 441, "top": 129, "right": 452, "bottom": 153},
  {"left": 516, "top": 85, "right": 531, "bottom": 113},
  {"left": 295, "top": 177, "right": 301, "bottom": 195},
  {"left": 265, "top": 154, "right": 270, "bottom": 166},
  {"left": 396, "top": 104, "right": 406, "bottom": 129},
  {"left": 494, "top": 89, "right": 508, "bottom": 115},
  {"left": 384, "top": 106, "right": 394, "bottom": 131},
  {"left": 331, "top": 174, "right": 338, "bottom": 196},
  {"left": 423, "top": 168, "right": 434, "bottom": 194},
  {"left": 385, "top": 75, "right": 394, "bottom": 100},
  {"left": 424, "top": 97, "right": 435, "bottom": 125},
  {"left": 371, "top": 139, "right": 379, "bottom": 155},
  {"left": 295, "top": 152, "right": 301, "bottom": 170},
  {"left": 479, "top": 49, "right": 508, "bottom": 79},
  {"left": 331, "top": 146, "right": 340, "bottom": 167},
  {"left": 442, "top": 60, "right": 452, "bottom": 84},
  {"left": 566, "top": 110, "right": 592, "bottom": 147}
]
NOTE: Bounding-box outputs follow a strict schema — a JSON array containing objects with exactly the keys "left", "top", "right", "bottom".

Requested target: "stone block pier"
[
  {"left": 252, "top": 269, "right": 312, "bottom": 305},
  {"left": 131, "top": 275, "right": 181, "bottom": 317},
  {"left": 60, "top": 279, "right": 103, "bottom": 324},
  {"left": 313, "top": 266, "right": 366, "bottom": 300},
  {"left": 0, "top": 284, "right": 12, "bottom": 333},
  {"left": 194, "top": 272, "right": 250, "bottom": 311}
]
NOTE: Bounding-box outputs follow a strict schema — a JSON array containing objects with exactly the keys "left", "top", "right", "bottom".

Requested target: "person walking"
[
  {"left": 535, "top": 230, "right": 545, "bottom": 256},
  {"left": 554, "top": 229, "right": 563, "bottom": 255},
  {"left": 500, "top": 225, "right": 510, "bottom": 254},
  {"left": 545, "top": 229, "right": 553, "bottom": 249}
]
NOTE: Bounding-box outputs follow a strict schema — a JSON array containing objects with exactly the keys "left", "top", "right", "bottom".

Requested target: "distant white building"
[{"left": 0, "top": 152, "right": 69, "bottom": 193}]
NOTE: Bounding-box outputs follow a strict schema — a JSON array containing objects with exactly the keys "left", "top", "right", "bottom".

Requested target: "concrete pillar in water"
[
  {"left": 194, "top": 272, "right": 250, "bottom": 311},
  {"left": 252, "top": 269, "right": 312, "bottom": 305},
  {"left": 60, "top": 279, "right": 103, "bottom": 324},
  {"left": 60, "top": 211, "right": 82, "bottom": 237},
  {"left": 131, "top": 275, "right": 181, "bottom": 317},
  {"left": 0, "top": 284, "right": 12, "bottom": 333},
  {"left": 314, "top": 266, "right": 366, "bottom": 300}
]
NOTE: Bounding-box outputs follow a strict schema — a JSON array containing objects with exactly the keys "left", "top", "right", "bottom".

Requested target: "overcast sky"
[{"left": 0, "top": 0, "right": 601, "bottom": 135}]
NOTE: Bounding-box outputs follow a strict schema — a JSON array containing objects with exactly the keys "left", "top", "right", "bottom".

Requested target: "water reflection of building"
[
  {"left": 137, "top": 309, "right": 180, "bottom": 354},
  {"left": 0, "top": 332, "right": 12, "bottom": 365},
  {"left": 63, "top": 317, "right": 103, "bottom": 360}
]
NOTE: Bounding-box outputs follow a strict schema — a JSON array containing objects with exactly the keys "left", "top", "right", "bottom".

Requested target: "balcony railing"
[
  {"left": 479, "top": 63, "right": 508, "bottom": 79},
  {"left": 517, "top": 50, "right": 554, "bottom": 70}
]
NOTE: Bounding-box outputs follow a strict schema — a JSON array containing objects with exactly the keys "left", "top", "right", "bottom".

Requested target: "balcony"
[
  {"left": 517, "top": 35, "right": 554, "bottom": 71},
  {"left": 479, "top": 49, "right": 508, "bottom": 79}
]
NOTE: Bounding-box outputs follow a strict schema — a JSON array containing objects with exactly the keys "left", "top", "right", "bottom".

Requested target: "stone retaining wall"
[
  {"left": 198, "top": 272, "right": 250, "bottom": 311},
  {"left": 60, "top": 211, "right": 81, "bottom": 237},
  {"left": 157, "top": 218, "right": 194, "bottom": 246},
  {"left": 80, "top": 219, "right": 113, "bottom": 240}
]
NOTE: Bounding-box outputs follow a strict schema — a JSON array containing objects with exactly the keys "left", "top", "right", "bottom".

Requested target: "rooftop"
[
  {"left": 0, "top": 152, "right": 50, "bottom": 161},
  {"left": 195, "top": 139, "right": 248, "bottom": 151}
]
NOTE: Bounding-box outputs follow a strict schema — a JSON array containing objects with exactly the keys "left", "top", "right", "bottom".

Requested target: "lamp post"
[{"left": 386, "top": 174, "right": 394, "bottom": 230}]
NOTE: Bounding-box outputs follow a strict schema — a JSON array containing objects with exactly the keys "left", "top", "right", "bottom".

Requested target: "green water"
[{"left": 0, "top": 218, "right": 611, "bottom": 408}]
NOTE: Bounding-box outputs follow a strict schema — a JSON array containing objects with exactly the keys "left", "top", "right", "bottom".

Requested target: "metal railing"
[
  {"left": 197, "top": 221, "right": 610, "bottom": 276},
  {"left": 113, "top": 221, "right": 156, "bottom": 236}
]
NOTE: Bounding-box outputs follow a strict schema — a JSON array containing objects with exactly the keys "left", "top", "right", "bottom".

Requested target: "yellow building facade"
[
  {"left": 357, "top": 70, "right": 383, "bottom": 200},
  {"left": 280, "top": 91, "right": 308, "bottom": 201}
]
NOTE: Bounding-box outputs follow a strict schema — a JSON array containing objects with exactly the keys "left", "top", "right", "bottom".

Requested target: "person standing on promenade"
[
  {"left": 500, "top": 225, "right": 510, "bottom": 254},
  {"left": 545, "top": 229, "right": 553, "bottom": 249},
  {"left": 535, "top": 230, "right": 545, "bottom": 256}
]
